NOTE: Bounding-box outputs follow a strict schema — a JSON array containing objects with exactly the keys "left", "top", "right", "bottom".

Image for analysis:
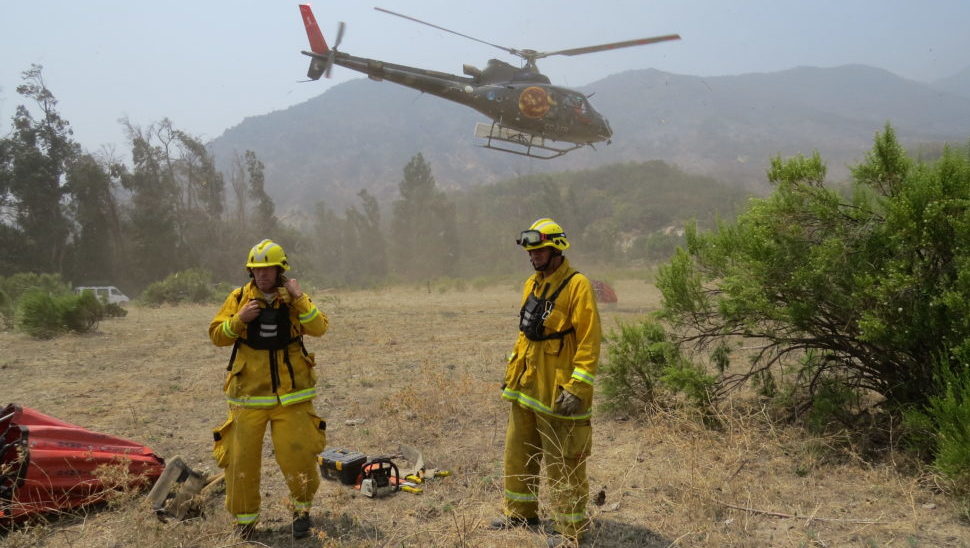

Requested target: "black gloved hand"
[{"left": 554, "top": 389, "right": 581, "bottom": 416}]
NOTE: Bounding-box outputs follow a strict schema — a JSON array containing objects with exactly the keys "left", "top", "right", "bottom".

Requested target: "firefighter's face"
[
  {"left": 528, "top": 247, "right": 557, "bottom": 272},
  {"left": 251, "top": 266, "right": 279, "bottom": 292}
]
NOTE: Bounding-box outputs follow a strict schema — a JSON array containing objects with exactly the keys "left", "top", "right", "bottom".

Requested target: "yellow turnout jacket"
[
  {"left": 209, "top": 282, "right": 328, "bottom": 408},
  {"left": 503, "top": 258, "right": 601, "bottom": 419}
]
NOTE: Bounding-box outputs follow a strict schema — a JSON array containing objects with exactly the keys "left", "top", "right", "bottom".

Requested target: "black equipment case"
[{"left": 319, "top": 448, "right": 367, "bottom": 485}]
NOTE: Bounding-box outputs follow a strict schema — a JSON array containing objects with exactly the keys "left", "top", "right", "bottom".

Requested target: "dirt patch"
[{"left": 3, "top": 279, "right": 967, "bottom": 546}]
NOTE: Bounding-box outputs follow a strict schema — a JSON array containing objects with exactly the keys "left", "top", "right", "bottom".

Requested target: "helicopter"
[{"left": 299, "top": 4, "right": 680, "bottom": 159}]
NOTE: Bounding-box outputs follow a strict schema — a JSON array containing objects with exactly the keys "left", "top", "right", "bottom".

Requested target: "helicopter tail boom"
[{"left": 300, "top": 4, "right": 329, "bottom": 54}]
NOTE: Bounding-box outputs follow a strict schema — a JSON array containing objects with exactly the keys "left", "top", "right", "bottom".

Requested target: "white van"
[{"left": 75, "top": 286, "right": 130, "bottom": 305}]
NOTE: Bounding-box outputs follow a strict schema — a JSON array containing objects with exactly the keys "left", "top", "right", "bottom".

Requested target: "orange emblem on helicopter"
[{"left": 518, "top": 86, "right": 551, "bottom": 118}]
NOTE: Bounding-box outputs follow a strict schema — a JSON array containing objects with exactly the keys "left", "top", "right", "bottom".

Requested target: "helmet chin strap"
[{"left": 533, "top": 251, "right": 563, "bottom": 272}]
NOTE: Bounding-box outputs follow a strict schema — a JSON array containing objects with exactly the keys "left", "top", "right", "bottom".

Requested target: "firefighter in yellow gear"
[
  {"left": 209, "top": 239, "right": 329, "bottom": 539},
  {"left": 491, "top": 218, "right": 602, "bottom": 545}
]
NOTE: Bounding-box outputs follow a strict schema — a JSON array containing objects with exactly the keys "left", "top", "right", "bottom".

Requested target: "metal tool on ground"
[
  {"left": 396, "top": 443, "right": 452, "bottom": 482},
  {"left": 397, "top": 444, "right": 424, "bottom": 479},
  {"left": 398, "top": 479, "right": 423, "bottom": 495},
  {"left": 146, "top": 455, "right": 214, "bottom": 522},
  {"left": 359, "top": 458, "right": 400, "bottom": 498}
]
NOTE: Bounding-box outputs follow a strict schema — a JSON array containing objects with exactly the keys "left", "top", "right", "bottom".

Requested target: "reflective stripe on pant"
[
  {"left": 212, "top": 401, "right": 326, "bottom": 521},
  {"left": 503, "top": 402, "right": 592, "bottom": 537}
]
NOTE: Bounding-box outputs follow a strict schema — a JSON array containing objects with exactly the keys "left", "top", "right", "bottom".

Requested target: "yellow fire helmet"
[
  {"left": 516, "top": 218, "right": 570, "bottom": 251},
  {"left": 246, "top": 239, "right": 290, "bottom": 270}
]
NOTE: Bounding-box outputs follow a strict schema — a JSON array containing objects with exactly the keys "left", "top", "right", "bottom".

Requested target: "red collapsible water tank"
[{"left": 0, "top": 403, "right": 165, "bottom": 523}]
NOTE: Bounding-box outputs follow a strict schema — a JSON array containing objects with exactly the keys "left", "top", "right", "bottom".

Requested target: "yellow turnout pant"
[
  {"left": 503, "top": 402, "right": 592, "bottom": 537},
  {"left": 212, "top": 401, "right": 326, "bottom": 524}
]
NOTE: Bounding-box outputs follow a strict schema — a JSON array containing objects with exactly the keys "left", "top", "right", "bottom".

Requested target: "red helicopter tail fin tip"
[{"left": 300, "top": 4, "right": 329, "bottom": 54}]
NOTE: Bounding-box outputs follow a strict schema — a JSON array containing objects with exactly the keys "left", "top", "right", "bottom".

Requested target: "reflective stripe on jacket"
[
  {"left": 503, "top": 258, "right": 601, "bottom": 419},
  {"left": 209, "top": 282, "right": 328, "bottom": 408}
]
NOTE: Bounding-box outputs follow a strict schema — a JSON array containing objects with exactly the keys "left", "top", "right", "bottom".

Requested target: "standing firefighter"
[
  {"left": 208, "top": 239, "right": 329, "bottom": 539},
  {"left": 492, "top": 218, "right": 602, "bottom": 546}
]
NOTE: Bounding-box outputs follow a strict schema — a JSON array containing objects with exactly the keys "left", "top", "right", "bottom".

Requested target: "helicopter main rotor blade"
[
  {"left": 374, "top": 6, "right": 519, "bottom": 57},
  {"left": 537, "top": 34, "right": 681, "bottom": 59}
]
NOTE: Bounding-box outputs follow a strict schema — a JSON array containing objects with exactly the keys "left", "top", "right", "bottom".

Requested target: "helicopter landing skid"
[{"left": 474, "top": 123, "right": 583, "bottom": 159}]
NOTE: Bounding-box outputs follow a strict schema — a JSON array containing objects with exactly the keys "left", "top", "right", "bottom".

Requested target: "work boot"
[
  {"left": 292, "top": 511, "right": 312, "bottom": 539},
  {"left": 488, "top": 515, "right": 541, "bottom": 530},
  {"left": 234, "top": 522, "right": 256, "bottom": 540}
]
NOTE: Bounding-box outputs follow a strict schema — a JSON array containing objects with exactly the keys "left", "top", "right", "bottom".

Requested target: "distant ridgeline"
[{"left": 207, "top": 64, "right": 970, "bottom": 211}]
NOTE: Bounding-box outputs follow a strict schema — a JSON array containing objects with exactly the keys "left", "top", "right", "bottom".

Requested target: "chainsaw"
[{"left": 359, "top": 457, "right": 400, "bottom": 498}]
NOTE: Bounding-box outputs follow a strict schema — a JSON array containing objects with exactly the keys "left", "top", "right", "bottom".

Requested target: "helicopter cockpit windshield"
[{"left": 563, "top": 92, "right": 591, "bottom": 115}]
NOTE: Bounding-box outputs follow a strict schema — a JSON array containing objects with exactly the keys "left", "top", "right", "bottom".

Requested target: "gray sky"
[{"left": 2, "top": 0, "right": 968, "bottom": 154}]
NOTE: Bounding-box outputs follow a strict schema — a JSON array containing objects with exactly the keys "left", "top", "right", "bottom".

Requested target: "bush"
[
  {"left": 103, "top": 302, "right": 128, "bottom": 318},
  {"left": 15, "top": 290, "right": 65, "bottom": 339},
  {"left": 600, "top": 318, "right": 713, "bottom": 414},
  {"left": 62, "top": 290, "right": 104, "bottom": 332},
  {"left": 0, "top": 272, "right": 71, "bottom": 302},
  {"left": 140, "top": 268, "right": 219, "bottom": 306},
  {"left": 905, "top": 356, "right": 970, "bottom": 507},
  {"left": 14, "top": 289, "right": 105, "bottom": 338},
  {"left": 0, "top": 273, "right": 72, "bottom": 329},
  {"left": 0, "top": 287, "right": 12, "bottom": 329},
  {"left": 656, "top": 127, "right": 970, "bottom": 413}
]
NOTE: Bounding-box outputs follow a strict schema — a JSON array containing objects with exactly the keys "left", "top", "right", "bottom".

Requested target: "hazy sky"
[{"left": 2, "top": 1, "right": 968, "bottom": 154}]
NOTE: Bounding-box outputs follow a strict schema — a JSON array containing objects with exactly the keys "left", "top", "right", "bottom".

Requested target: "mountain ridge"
[{"left": 207, "top": 64, "right": 970, "bottom": 211}]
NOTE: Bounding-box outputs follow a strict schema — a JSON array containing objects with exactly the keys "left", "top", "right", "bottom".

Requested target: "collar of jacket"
[
  {"left": 242, "top": 281, "right": 281, "bottom": 306},
  {"left": 530, "top": 257, "right": 574, "bottom": 293}
]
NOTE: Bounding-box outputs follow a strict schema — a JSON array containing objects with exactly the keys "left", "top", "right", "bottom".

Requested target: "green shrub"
[
  {"left": 62, "top": 290, "right": 104, "bottom": 332},
  {"left": 14, "top": 289, "right": 107, "bottom": 338},
  {"left": 0, "top": 287, "right": 12, "bottom": 329},
  {"left": 15, "top": 290, "right": 64, "bottom": 339},
  {"left": 905, "top": 356, "right": 970, "bottom": 507},
  {"left": 805, "top": 377, "right": 863, "bottom": 433},
  {"left": 102, "top": 302, "right": 128, "bottom": 318},
  {"left": 140, "top": 268, "right": 219, "bottom": 306},
  {"left": 660, "top": 362, "right": 717, "bottom": 412},
  {"left": 655, "top": 128, "right": 970, "bottom": 414},
  {"left": 601, "top": 318, "right": 688, "bottom": 413},
  {"left": 0, "top": 272, "right": 71, "bottom": 302}
]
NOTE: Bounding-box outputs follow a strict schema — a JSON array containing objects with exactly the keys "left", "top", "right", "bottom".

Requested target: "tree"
[
  {"left": 170, "top": 129, "right": 231, "bottom": 279},
  {"left": 245, "top": 150, "right": 277, "bottom": 237},
  {"left": 228, "top": 152, "right": 249, "bottom": 227},
  {"left": 344, "top": 189, "right": 387, "bottom": 285},
  {"left": 0, "top": 65, "right": 78, "bottom": 274},
  {"left": 119, "top": 121, "right": 180, "bottom": 288},
  {"left": 656, "top": 126, "right": 970, "bottom": 411},
  {"left": 65, "top": 153, "right": 123, "bottom": 284},
  {"left": 390, "top": 153, "right": 458, "bottom": 280}
]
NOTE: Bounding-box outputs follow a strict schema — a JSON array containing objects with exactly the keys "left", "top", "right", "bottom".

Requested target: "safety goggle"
[{"left": 516, "top": 230, "right": 564, "bottom": 248}]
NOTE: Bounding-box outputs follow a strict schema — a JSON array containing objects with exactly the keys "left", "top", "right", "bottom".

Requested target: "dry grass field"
[{"left": 3, "top": 278, "right": 969, "bottom": 547}]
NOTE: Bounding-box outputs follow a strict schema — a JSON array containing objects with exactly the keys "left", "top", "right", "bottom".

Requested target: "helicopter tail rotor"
[
  {"left": 300, "top": 4, "right": 345, "bottom": 80},
  {"left": 323, "top": 21, "right": 346, "bottom": 78}
]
